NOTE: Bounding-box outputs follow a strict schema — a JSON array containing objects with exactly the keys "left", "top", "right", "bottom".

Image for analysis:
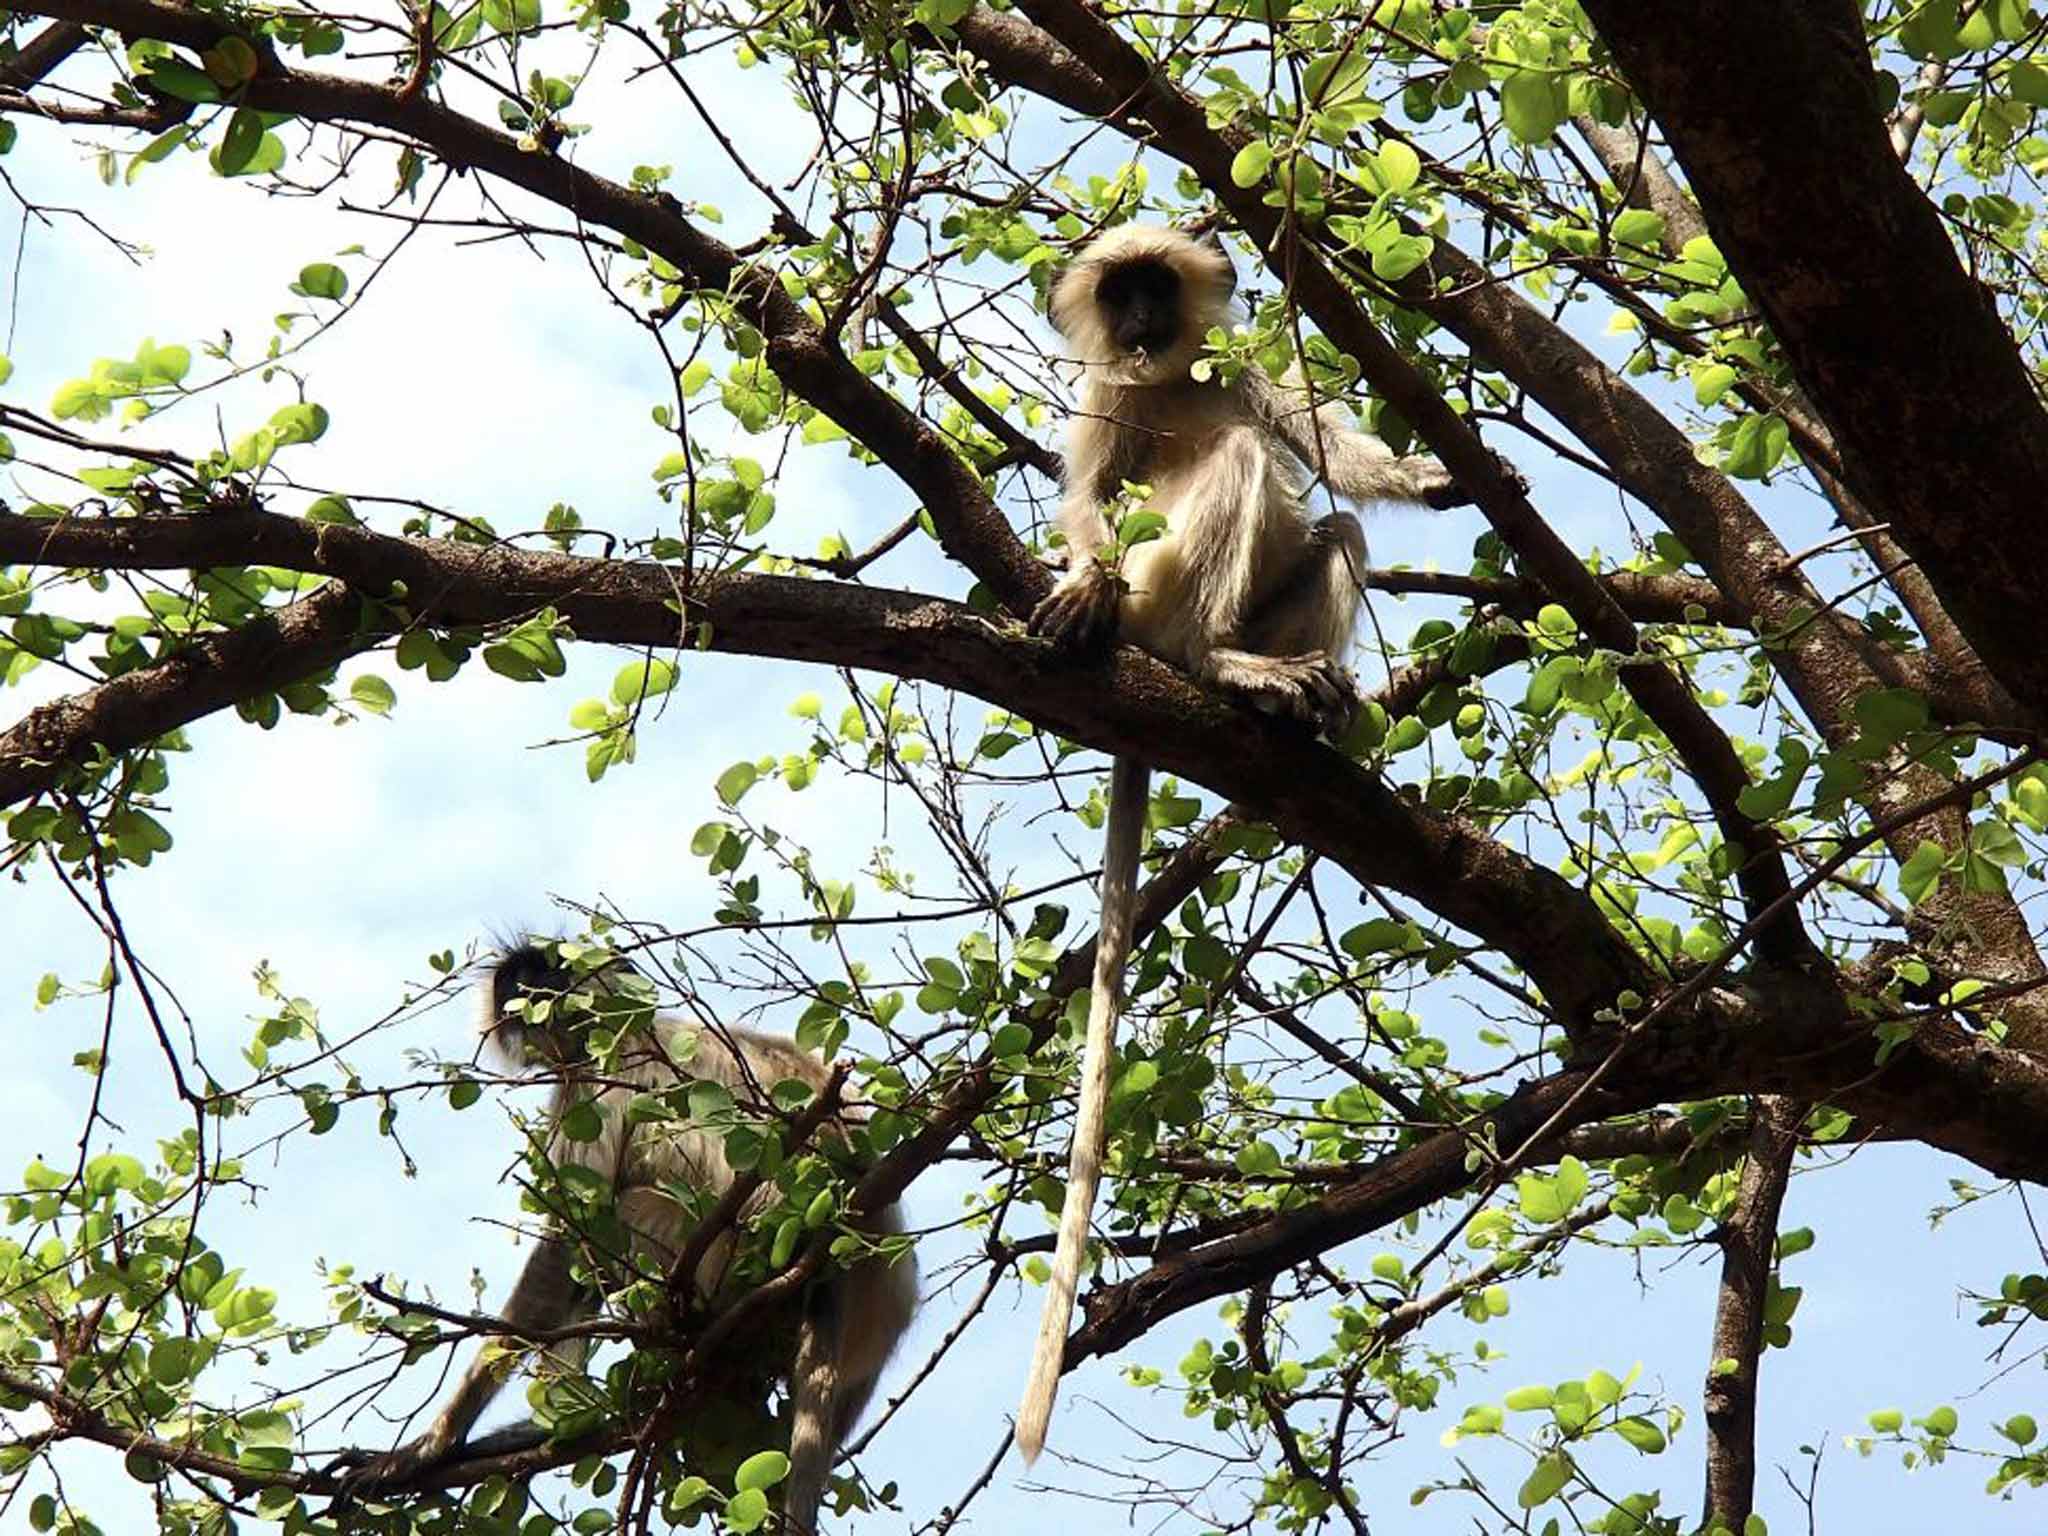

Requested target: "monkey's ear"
[
  {"left": 1042, "top": 259, "right": 1074, "bottom": 333},
  {"left": 1204, "top": 231, "right": 1239, "bottom": 300}
]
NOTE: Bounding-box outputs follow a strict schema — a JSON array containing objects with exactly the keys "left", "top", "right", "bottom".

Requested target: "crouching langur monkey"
[
  {"left": 1016, "top": 223, "right": 1505, "bottom": 1461},
  {"left": 339, "top": 943, "right": 919, "bottom": 1533}
]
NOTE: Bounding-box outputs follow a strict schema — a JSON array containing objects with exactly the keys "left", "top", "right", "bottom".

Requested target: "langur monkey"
[
  {"left": 1016, "top": 224, "right": 1496, "bottom": 1461},
  {"left": 342, "top": 943, "right": 919, "bottom": 1533}
]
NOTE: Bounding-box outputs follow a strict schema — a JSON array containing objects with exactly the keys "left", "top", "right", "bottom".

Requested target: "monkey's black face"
[{"left": 1096, "top": 260, "right": 1182, "bottom": 357}]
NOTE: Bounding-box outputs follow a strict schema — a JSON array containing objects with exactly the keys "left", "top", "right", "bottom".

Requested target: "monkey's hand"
[
  {"left": 1424, "top": 450, "right": 1528, "bottom": 510},
  {"left": 326, "top": 1425, "right": 462, "bottom": 1495},
  {"left": 1029, "top": 560, "right": 1120, "bottom": 652}
]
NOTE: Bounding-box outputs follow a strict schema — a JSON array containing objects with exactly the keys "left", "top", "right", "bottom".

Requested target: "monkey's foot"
[
  {"left": 1206, "top": 649, "right": 1358, "bottom": 738},
  {"left": 1424, "top": 449, "right": 1528, "bottom": 509},
  {"left": 1029, "top": 561, "right": 1119, "bottom": 652}
]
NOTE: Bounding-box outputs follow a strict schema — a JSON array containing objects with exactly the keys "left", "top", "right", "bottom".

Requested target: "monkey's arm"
[
  {"left": 1030, "top": 478, "right": 1124, "bottom": 650},
  {"left": 1246, "top": 368, "right": 1510, "bottom": 509}
]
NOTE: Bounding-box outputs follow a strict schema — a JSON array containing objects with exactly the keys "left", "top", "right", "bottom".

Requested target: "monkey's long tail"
[
  {"left": 1016, "top": 753, "right": 1149, "bottom": 1465},
  {"left": 784, "top": 1291, "right": 843, "bottom": 1536}
]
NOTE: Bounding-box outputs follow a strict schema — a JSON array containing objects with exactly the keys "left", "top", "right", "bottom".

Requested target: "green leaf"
[
  {"left": 2007, "top": 61, "right": 2048, "bottom": 106},
  {"left": 1919, "top": 1404, "right": 1959, "bottom": 1437},
  {"left": 269, "top": 403, "right": 330, "bottom": 444},
  {"left": 1235, "top": 1139, "right": 1283, "bottom": 1176},
  {"left": 716, "top": 761, "right": 759, "bottom": 805},
  {"left": 306, "top": 495, "right": 358, "bottom": 525},
  {"left": 1517, "top": 1451, "right": 1571, "bottom": 1508},
  {"left": 214, "top": 123, "right": 287, "bottom": 178},
  {"left": 1517, "top": 1155, "right": 1588, "bottom": 1223},
  {"left": 202, "top": 36, "right": 258, "bottom": 87},
  {"left": 1340, "top": 918, "right": 1412, "bottom": 958},
  {"left": 482, "top": 0, "right": 541, "bottom": 30},
  {"left": 142, "top": 57, "right": 224, "bottom": 103},
  {"left": 1116, "top": 510, "right": 1168, "bottom": 549},
  {"left": 1918, "top": 89, "right": 1971, "bottom": 126},
  {"left": 1304, "top": 50, "right": 1371, "bottom": 107},
  {"left": 297, "top": 263, "right": 350, "bottom": 301},
  {"left": 1723, "top": 413, "right": 1791, "bottom": 480},
  {"left": 1971, "top": 818, "right": 2026, "bottom": 868},
  {"left": 1615, "top": 1415, "right": 1667, "bottom": 1454},
  {"left": 1853, "top": 686, "right": 1929, "bottom": 743},
  {"left": 1693, "top": 362, "right": 1739, "bottom": 406},
  {"left": 612, "top": 658, "right": 678, "bottom": 705},
  {"left": 1504, "top": 1384, "right": 1554, "bottom": 1411},
  {"left": 2000, "top": 1413, "right": 2037, "bottom": 1445},
  {"left": 734, "top": 1450, "right": 790, "bottom": 1492},
  {"left": 1897, "top": 839, "right": 1948, "bottom": 905},
  {"left": 1369, "top": 231, "right": 1433, "bottom": 282},
  {"left": 1377, "top": 139, "right": 1421, "bottom": 193},
  {"left": 127, "top": 126, "right": 194, "bottom": 183},
  {"left": 1612, "top": 207, "right": 1665, "bottom": 249},
  {"left": 723, "top": 1488, "right": 770, "bottom": 1533},
  {"left": 149, "top": 1338, "right": 201, "bottom": 1386},
  {"left": 1230, "top": 142, "right": 1274, "bottom": 187},
  {"left": 349, "top": 675, "right": 396, "bottom": 716},
  {"left": 1500, "top": 70, "right": 1564, "bottom": 145},
  {"left": 1737, "top": 738, "right": 1810, "bottom": 821}
]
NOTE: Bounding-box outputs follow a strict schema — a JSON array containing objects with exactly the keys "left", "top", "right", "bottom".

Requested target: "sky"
[{"left": 2, "top": 22, "right": 2045, "bottom": 1536}]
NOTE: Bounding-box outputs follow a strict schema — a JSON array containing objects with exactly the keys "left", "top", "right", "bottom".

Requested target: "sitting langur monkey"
[
  {"left": 1016, "top": 224, "right": 1494, "bottom": 1461},
  {"left": 344, "top": 943, "right": 919, "bottom": 1533}
]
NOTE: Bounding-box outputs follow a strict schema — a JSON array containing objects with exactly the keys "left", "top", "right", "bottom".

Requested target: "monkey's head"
[
  {"left": 478, "top": 939, "right": 654, "bottom": 1068},
  {"left": 1049, "top": 223, "right": 1237, "bottom": 386}
]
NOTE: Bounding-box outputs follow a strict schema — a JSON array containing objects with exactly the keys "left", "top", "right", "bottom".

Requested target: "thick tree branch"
[
  {"left": 1579, "top": 0, "right": 2048, "bottom": 724},
  {"left": 1368, "top": 566, "right": 1739, "bottom": 626},
  {"left": 1575, "top": 116, "right": 1708, "bottom": 249},
  {"left": 0, "top": 506, "right": 1646, "bottom": 1022},
  {"left": 0, "top": 19, "right": 87, "bottom": 87},
  {"left": 1571, "top": 116, "right": 2020, "bottom": 735},
  {"left": 1055, "top": 965, "right": 2048, "bottom": 1391},
  {"left": 0, "top": 578, "right": 369, "bottom": 808}
]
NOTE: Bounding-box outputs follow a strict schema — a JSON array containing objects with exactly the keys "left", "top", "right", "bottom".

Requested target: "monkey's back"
[{"left": 546, "top": 1014, "right": 911, "bottom": 1314}]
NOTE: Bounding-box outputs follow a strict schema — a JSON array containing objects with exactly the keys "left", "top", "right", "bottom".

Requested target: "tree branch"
[
  {"left": 0, "top": 506, "right": 1647, "bottom": 1023},
  {"left": 1579, "top": 0, "right": 2048, "bottom": 723},
  {"left": 1002, "top": 0, "right": 1811, "bottom": 963},
  {"left": 1700, "top": 1096, "right": 1803, "bottom": 1531},
  {"left": 9, "top": 0, "right": 1046, "bottom": 613}
]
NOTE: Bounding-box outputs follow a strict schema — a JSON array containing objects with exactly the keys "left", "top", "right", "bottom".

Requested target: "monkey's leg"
[
  {"left": 334, "top": 1235, "right": 584, "bottom": 1488},
  {"left": 1200, "top": 649, "right": 1357, "bottom": 735},
  {"left": 1209, "top": 513, "right": 1366, "bottom": 736},
  {"left": 1242, "top": 513, "right": 1365, "bottom": 660}
]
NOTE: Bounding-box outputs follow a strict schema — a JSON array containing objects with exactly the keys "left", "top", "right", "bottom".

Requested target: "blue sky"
[{"left": 2, "top": 29, "right": 2044, "bottom": 1535}]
